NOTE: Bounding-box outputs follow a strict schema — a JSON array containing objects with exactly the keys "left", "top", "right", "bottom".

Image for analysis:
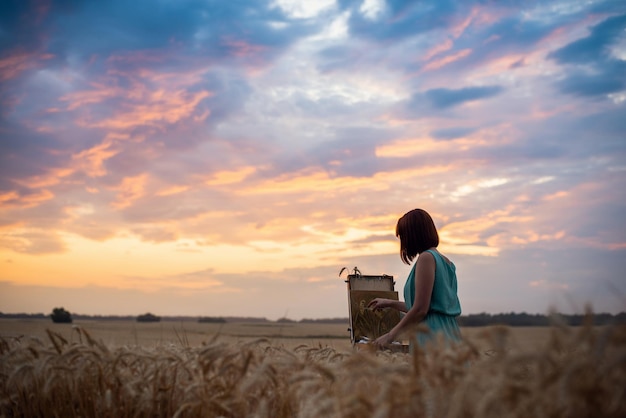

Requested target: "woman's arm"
[{"left": 373, "top": 251, "right": 436, "bottom": 346}]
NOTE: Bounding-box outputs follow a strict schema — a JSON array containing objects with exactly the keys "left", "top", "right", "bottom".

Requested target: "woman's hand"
[
  {"left": 372, "top": 332, "right": 395, "bottom": 348},
  {"left": 367, "top": 298, "right": 392, "bottom": 311}
]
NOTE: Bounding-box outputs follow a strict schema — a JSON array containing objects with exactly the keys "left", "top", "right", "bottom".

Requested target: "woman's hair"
[{"left": 396, "top": 208, "right": 439, "bottom": 264}]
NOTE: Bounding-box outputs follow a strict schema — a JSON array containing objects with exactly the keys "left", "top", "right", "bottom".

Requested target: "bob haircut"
[{"left": 396, "top": 208, "right": 439, "bottom": 264}]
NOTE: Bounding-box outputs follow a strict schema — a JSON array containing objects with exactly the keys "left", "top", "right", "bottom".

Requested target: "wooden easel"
[{"left": 343, "top": 267, "right": 409, "bottom": 352}]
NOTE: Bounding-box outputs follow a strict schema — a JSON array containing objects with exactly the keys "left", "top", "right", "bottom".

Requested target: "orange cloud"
[
  {"left": 238, "top": 165, "right": 451, "bottom": 196},
  {"left": 0, "top": 191, "right": 20, "bottom": 203},
  {"left": 63, "top": 204, "right": 95, "bottom": 220},
  {"left": 0, "top": 189, "right": 55, "bottom": 209},
  {"left": 439, "top": 208, "right": 535, "bottom": 255},
  {"left": 110, "top": 174, "right": 149, "bottom": 209},
  {"left": 204, "top": 166, "right": 257, "bottom": 186},
  {"left": 72, "top": 137, "right": 121, "bottom": 177},
  {"left": 375, "top": 136, "right": 456, "bottom": 157},
  {"left": 0, "top": 227, "right": 66, "bottom": 254},
  {"left": 79, "top": 90, "right": 211, "bottom": 130},
  {"left": 22, "top": 189, "right": 54, "bottom": 208},
  {"left": 543, "top": 190, "right": 569, "bottom": 201},
  {"left": 61, "top": 82, "right": 121, "bottom": 110},
  {"left": 11, "top": 166, "right": 72, "bottom": 189},
  {"left": 155, "top": 185, "right": 190, "bottom": 197},
  {"left": 378, "top": 124, "right": 516, "bottom": 157},
  {"left": 510, "top": 230, "right": 566, "bottom": 245},
  {"left": 59, "top": 61, "right": 214, "bottom": 132}
]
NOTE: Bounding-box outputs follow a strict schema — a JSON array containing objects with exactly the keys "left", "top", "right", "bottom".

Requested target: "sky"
[{"left": 1, "top": 0, "right": 625, "bottom": 320}]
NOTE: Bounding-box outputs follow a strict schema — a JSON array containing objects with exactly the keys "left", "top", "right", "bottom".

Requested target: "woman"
[{"left": 368, "top": 208, "right": 461, "bottom": 348}]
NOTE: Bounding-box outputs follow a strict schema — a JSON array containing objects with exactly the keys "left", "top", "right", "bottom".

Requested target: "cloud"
[
  {"left": 0, "top": 0, "right": 52, "bottom": 52},
  {"left": 0, "top": 229, "right": 66, "bottom": 254},
  {"left": 548, "top": 14, "right": 626, "bottom": 97},
  {"left": 22, "top": 0, "right": 316, "bottom": 64},
  {"left": 548, "top": 14, "right": 626, "bottom": 65},
  {"left": 344, "top": 0, "right": 466, "bottom": 41},
  {"left": 422, "top": 48, "right": 472, "bottom": 71},
  {"left": 553, "top": 60, "right": 626, "bottom": 98},
  {"left": 430, "top": 126, "right": 477, "bottom": 140},
  {"left": 423, "top": 85, "right": 504, "bottom": 109},
  {"left": 0, "top": 52, "right": 54, "bottom": 82},
  {"left": 0, "top": 122, "right": 71, "bottom": 193}
]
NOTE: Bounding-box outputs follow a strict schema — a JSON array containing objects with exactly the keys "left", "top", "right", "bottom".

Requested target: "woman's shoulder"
[
  {"left": 420, "top": 248, "right": 438, "bottom": 258},
  {"left": 417, "top": 249, "right": 436, "bottom": 264},
  {"left": 426, "top": 248, "right": 453, "bottom": 265}
]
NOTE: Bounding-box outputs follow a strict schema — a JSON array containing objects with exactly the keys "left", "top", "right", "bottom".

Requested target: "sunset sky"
[{"left": 1, "top": 0, "right": 625, "bottom": 320}]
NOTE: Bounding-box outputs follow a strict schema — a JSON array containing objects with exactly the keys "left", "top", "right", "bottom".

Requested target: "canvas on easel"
[{"left": 349, "top": 290, "right": 402, "bottom": 342}]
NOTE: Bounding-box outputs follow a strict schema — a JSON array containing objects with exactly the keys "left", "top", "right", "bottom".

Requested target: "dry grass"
[{"left": 0, "top": 319, "right": 624, "bottom": 417}]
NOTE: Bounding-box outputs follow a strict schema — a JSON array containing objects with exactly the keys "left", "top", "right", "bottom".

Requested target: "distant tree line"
[
  {"left": 198, "top": 316, "right": 226, "bottom": 323},
  {"left": 1, "top": 311, "right": 624, "bottom": 326},
  {"left": 0, "top": 312, "right": 48, "bottom": 319},
  {"left": 456, "top": 312, "right": 626, "bottom": 327},
  {"left": 299, "top": 317, "right": 347, "bottom": 324},
  {"left": 222, "top": 312, "right": 626, "bottom": 326}
]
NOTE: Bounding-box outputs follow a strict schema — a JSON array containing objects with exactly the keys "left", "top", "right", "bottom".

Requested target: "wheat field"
[{"left": 1, "top": 318, "right": 624, "bottom": 417}]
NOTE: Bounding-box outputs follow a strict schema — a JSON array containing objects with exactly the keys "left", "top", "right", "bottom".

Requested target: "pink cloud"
[
  {"left": 222, "top": 38, "right": 268, "bottom": 58},
  {"left": 0, "top": 51, "right": 53, "bottom": 81},
  {"left": 59, "top": 64, "right": 214, "bottom": 132},
  {"left": 60, "top": 82, "right": 121, "bottom": 111},
  {"left": 422, "top": 39, "right": 453, "bottom": 62},
  {"left": 423, "top": 48, "right": 472, "bottom": 71}
]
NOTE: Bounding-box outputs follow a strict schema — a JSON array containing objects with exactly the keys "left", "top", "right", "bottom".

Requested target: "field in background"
[
  {"left": 0, "top": 318, "right": 584, "bottom": 353},
  {"left": 0, "top": 319, "right": 352, "bottom": 350}
]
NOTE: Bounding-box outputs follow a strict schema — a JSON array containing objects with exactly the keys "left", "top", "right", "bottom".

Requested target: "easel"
[{"left": 343, "top": 267, "right": 409, "bottom": 352}]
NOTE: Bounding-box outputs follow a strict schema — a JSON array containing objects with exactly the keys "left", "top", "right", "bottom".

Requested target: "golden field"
[
  {"left": 0, "top": 319, "right": 354, "bottom": 351},
  {"left": 1, "top": 318, "right": 625, "bottom": 417},
  {"left": 0, "top": 318, "right": 567, "bottom": 352}
]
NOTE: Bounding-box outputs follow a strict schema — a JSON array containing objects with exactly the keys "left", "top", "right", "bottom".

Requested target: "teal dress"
[{"left": 404, "top": 249, "right": 461, "bottom": 346}]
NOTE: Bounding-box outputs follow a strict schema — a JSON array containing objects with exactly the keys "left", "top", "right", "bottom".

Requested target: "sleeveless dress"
[{"left": 404, "top": 249, "right": 462, "bottom": 347}]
